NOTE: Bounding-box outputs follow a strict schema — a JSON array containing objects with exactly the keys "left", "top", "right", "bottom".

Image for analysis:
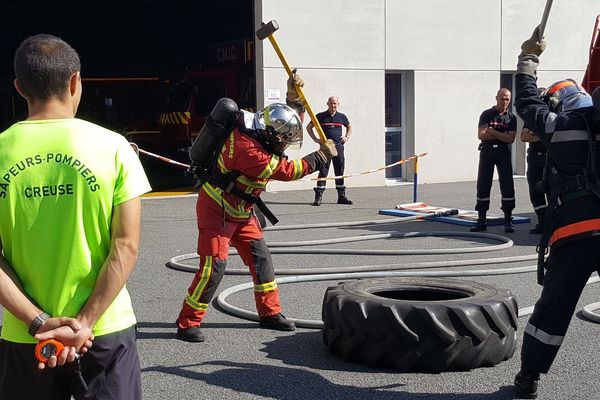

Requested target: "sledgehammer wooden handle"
[
  {"left": 256, "top": 20, "right": 328, "bottom": 144},
  {"left": 538, "top": 0, "right": 553, "bottom": 40}
]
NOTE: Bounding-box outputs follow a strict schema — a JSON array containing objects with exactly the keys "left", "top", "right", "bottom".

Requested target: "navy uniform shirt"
[
  {"left": 316, "top": 111, "right": 350, "bottom": 144},
  {"left": 478, "top": 107, "right": 517, "bottom": 146}
]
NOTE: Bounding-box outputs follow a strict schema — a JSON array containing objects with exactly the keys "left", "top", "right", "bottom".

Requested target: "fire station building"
[
  {"left": 255, "top": 0, "right": 599, "bottom": 191},
  {"left": 0, "top": 1, "right": 598, "bottom": 191}
]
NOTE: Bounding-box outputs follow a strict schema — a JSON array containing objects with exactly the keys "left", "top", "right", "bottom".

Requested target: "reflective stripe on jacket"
[{"left": 200, "top": 128, "right": 313, "bottom": 221}]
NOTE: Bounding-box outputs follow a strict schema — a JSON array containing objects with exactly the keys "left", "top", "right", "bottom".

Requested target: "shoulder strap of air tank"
[{"left": 207, "top": 171, "right": 279, "bottom": 225}]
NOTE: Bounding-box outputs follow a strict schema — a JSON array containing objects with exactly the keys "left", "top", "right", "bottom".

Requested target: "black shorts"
[{"left": 0, "top": 325, "right": 141, "bottom": 400}]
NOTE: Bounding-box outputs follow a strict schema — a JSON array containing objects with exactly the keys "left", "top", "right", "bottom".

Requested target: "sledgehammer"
[{"left": 256, "top": 20, "right": 328, "bottom": 144}]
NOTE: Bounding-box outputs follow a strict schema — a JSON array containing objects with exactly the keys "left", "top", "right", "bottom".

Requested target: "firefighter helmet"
[
  {"left": 253, "top": 103, "right": 303, "bottom": 152},
  {"left": 541, "top": 79, "right": 593, "bottom": 113}
]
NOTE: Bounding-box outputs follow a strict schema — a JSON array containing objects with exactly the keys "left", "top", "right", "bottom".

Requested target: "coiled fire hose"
[{"left": 166, "top": 215, "right": 600, "bottom": 328}]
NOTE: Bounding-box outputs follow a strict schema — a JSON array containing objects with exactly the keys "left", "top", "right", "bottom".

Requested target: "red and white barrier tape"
[
  {"left": 137, "top": 148, "right": 190, "bottom": 169},
  {"left": 308, "top": 152, "right": 428, "bottom": 181},
  {"left": 135, "top": 145, "right": 427, "bottom": 181}
]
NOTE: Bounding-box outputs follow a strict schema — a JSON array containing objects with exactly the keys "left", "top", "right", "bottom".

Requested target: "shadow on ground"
[{"left": 142, "top": 360, "right": 518, "bottom": 400}]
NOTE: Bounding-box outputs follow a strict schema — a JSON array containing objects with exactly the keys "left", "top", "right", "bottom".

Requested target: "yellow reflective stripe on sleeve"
[
  {"left": 202, "top": 184, "right": 251, "bottom": 219},
  {"left": 254, "top": 280, "right": 278, "bottom": 293},
  {"left": 258, "top": 155, "right": 281, "bottom": 179},
  {"left": 292, "top": 159, "right": 304, "bottom": 180}
]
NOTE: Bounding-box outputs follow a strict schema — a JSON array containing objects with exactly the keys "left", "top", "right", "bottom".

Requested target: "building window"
[{"left": 385, "top": 73, "right": 405, "bottom": 179}]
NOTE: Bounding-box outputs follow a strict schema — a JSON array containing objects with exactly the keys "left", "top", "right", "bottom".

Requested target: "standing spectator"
[
  {"left": 520, "top": 119, "right": 548, "bottom": 234},
  {"left": 472, "top": 88, "right": 517, "bottom": 233},
  {"left": 0, "top": 34, "right": 151, "bottom": 400},
  {"left": 307, "top": 96, "right": 353, "bottom": 206},
  {"left": 513, "top": 27, "right": 600, "bottom": 399}
]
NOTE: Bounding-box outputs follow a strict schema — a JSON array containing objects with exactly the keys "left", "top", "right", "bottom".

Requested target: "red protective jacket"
[{"left": 198, "top": 127, "right": 314, "bottom": 222}]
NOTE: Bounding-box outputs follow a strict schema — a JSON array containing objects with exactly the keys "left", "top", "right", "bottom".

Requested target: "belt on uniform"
[
  {"left": 527, "top": 150, "right": 547, "bottom": 156},
  {"left": 479, "top": 143, "right": 508, "bottom": 149}
]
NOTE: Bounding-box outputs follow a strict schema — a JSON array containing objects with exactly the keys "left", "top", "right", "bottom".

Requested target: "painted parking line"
[{"left": 142, "top": 187, "right": 196, "bottom": 199}]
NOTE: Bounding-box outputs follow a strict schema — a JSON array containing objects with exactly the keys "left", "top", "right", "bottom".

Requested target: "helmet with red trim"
[
  {"left": 253, "top": 103, "right": 303, "bottom": 153},
  {"left": 541, "top": 79, "right": 593, "bottom": 113}
]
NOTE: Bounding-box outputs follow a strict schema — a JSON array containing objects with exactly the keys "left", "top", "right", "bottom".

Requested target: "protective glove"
[
  {"left": 286, "top": 70, "right": 304, "bottom": 105},
  {"left": 319, "top": 139, "right": 337, "bottom": 160},
  {"left": 517, "top": 26, "right": 545, "bottom": 77},
  {"left": 302, "top": 139, "right": 338, "bottom": 172},
  {"left": 519, "top": 26, "right": 546, "bottom": 57}
]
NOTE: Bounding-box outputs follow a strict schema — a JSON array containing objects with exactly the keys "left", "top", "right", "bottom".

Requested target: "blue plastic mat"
[{"left": 379, "top": 202, "right": 530, "bottom": 227}]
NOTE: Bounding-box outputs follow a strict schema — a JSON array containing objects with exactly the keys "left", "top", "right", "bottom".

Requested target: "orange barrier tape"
[
  {"left": 137, "top": 148, "right": 190, "bottom": 169},
  {"left": 308, "top": 152, "right": 428, "bottom": 181},
  {"left": 136, "top": 146, "right": 427, "bottom": 181}
]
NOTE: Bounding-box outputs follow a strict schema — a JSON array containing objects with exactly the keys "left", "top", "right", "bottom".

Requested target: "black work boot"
[
  {"left": 514, "top": 370, "right": 540, "bottom": 399},
  {"left": 471, "top": 211, "right": 486, "bottom": 232},
  {"left": 313, "top": 187, "right": 324, "bottom": 206},
  {"left": 176, "top": 325, "right": 206, "bottom": 342},
  {"left": 529, "top": 223, "right": 543, "bottom": 234},
  {"left": 504, "top": 215, "right": 515, "bottom": 233},
  {"left": 530, "top": 212, "right": 544, "bottom": 234},
  {"left": 259, "top": 313, "right": 296, "bottom": 331},
  {"left": 336, "top": 187, "right": 353, "bottom": 205},
  {"left": 470, "top": 220, "right": 487, "bottom": 232}
]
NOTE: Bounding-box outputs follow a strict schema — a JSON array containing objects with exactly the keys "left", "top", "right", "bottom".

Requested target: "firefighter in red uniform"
[
  {"left": 513, "top": 27, "right": 600, "bottom": 398},
  {"left": 176, "top": 75, "right": 337, "bottom": 342}
]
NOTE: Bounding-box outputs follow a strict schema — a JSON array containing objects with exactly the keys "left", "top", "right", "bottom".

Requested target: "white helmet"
[{"left": 253, "top": 103, "right": 303, "bottom": 151}]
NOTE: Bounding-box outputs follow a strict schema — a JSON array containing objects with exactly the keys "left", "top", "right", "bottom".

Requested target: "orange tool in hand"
[{"left": 35, "top": 339, "right": 65, "bottom": 363}]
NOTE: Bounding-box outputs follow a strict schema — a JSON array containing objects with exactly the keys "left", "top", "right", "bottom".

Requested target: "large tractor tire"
[{"left": 322, "top": 277, "right": 518, "bottom": 372}]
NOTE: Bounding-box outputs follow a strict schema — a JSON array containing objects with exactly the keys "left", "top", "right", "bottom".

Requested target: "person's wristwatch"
[{"left": 28, "top": 312, "right": 50, "bottom": 337}]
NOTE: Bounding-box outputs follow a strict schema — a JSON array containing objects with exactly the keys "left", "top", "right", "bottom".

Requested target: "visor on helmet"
[
  {"left": 541, "top": 79, "right": 593, "bottom": 112},
  {"left": 253, "top": 103, "right": 303, "bottom": 149}
]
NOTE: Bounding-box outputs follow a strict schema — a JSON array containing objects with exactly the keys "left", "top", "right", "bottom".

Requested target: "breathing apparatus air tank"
[{"left": 189, "top": 97, "right": 239, "bottom": 165}]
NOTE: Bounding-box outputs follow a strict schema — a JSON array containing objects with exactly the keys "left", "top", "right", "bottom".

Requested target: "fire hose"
[{"left": 166, "top": 214, "right": 600, "bottom": 328}]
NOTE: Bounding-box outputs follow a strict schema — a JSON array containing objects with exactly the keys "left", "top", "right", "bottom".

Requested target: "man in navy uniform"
[
  {"left": 307, "top": 96, "right": 353, "bottom": 206},
  {"left": 472, "top": 88, "right": 517, "bottom": 233}
]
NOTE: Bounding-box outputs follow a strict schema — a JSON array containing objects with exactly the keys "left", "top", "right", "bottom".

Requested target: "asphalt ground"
[{"left": 3, "top": 177, "right": 600, "bottom": 399}]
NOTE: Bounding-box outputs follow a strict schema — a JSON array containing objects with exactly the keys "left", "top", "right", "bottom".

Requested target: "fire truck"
[
  {"left": 126, "top": 38, "right": 255, "bottom": 189},
  {"left": 583, "top": 14, "right": 600, "bottom": 94}
]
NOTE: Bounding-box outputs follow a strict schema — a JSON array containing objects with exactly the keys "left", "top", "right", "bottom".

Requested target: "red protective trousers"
[
  {"left": 177, "top": 213, "right": 281, "bottom": 329},
  {"left": 177, "top": 128, "right": 314, "bottom": 329}
]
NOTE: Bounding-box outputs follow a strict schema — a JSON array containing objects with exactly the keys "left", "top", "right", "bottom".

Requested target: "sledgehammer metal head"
[
  {"left": 256, "top": 20, "right": 279, "bottom": 40},
  {"left": 255, "top": 19, "right": 329, "bottom": 144}
]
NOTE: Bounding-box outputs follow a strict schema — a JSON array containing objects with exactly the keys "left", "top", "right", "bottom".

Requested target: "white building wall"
[
  {"left": 256, "top": 0, "right": 599, "bottom": 190},
  {"left": 413, "top": 71, "right": 500, "bottom": 184},
  {"left": 501, "top": 0, "right": 597, "bottom": 73},
  {"left": 257, "top": 0, "right": 386, "bottom": 192},
  {"left": 385, "top": 0, "right": 502, "bottom": 71}
]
